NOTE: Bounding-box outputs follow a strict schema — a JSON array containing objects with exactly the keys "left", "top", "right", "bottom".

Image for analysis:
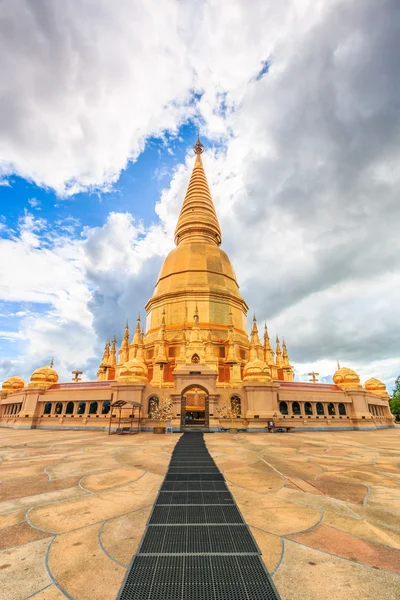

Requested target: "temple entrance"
[{"left": 180, "top": 386, "right": 209, "bottom": 430}]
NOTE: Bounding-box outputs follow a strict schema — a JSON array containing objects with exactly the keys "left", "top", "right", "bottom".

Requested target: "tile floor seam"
[
  {"left": 270, "top": 537, "right": 285, "bottom": 576},
  {"left": 362, "top": 482, "right": 372, "bottom": 507},
  {"left": 45, "top": 535, "right": 76, "bottom": 600},
  {"left": 77, "top": 468, "right": 147, "bottom": 495},
  {"left": 24, "top": 582, "right": 54, "bottom": 599},
  {"left": 282, "top": 509, "right": 324, "bottom": 537},
  {"left": 98, "top": 519, "right": 129, "bottom": 568},
  {"left": 0, "top": 519, "right": 25, "bottom": 531},
  {"left": 259, "top": 457, "right": 288, "bottom": 480},
  {"left": 26, "top": 502, "right": 155, "bottom": 537}
]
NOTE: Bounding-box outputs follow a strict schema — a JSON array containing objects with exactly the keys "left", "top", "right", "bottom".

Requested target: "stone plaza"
[{"left": 1, "top": 428, "right": 399, "bottom": 599}]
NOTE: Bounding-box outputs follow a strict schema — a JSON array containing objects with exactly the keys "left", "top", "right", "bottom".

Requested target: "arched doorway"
[{"left": 180, "top": 385, "right": 209, "bottom": 430}]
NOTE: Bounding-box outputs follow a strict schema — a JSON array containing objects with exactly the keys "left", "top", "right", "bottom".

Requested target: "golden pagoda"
[{"left": 0, "top": 139, "right": 394, "bottom": 432}]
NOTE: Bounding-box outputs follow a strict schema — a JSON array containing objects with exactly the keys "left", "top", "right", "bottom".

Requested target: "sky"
[{"left": 0, "top": 0, "right": 399, "bottom": 390}]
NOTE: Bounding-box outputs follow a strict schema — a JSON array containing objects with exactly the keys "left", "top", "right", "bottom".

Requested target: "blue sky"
[
  {"left": 1, "top": 122, "right": 199, "bottom": 234},
  {"left": 0, "top": 121, "right": 202, "bottom": 363}
]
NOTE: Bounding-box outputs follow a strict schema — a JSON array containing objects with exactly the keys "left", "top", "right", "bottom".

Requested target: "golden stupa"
[{"left": 0, "top": 139, "right": 394, "bottom": 431}]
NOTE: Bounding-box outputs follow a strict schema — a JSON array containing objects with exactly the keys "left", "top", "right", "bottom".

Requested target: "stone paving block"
[
  {"left": 275, "top": 486, "right": 361, "bottom": 517},
  {"left": 29, "top": 472, "right": 162, "bottom": 533},
  {"left": 0, "top": 521, "right": 51, "bottom": 550},
  {"left": 0, "top": 509, "right": 26, "bottom": 529},
  {"left": 224, "top": 464, "right": 283, "bottom": 493},
  {"left": 288, "top": 523, "right": 400, "bottom": 573},
  {"left": 311, "top": 473, "right": 369, "bottom": 504},
  {"left": 228, "top": 483, "right": 321, "bottom": 535},
  {"left": 0, "top": 485, "right": 87, "bottom": 515},
  {"left": 0, "top": 474, "right": 80, "bottom": 502},
  {"left": 79, "top": 467, "right": 145, "bottom": 492},
  {"left": 273, "top": 538, "right": 400, "bottom": 600},
  {"left": 0, "top": 537, "right": 52, "bottom": 600},
  {"left": 48, "top": 524, "right": 125, "bottom": 600},
  {"left": 100, "top": 506, "right": 152, "bottom": 566},
  {"left": 323, "top": 510, "right": 400, "bottom": 549},
  {"left": 250, "top": 526, "right": 283, "bottom": 573}
]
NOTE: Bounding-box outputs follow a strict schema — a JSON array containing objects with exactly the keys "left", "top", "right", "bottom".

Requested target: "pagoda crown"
[{"left": 174, "top": 139, "right": 222, "bottom": 247}]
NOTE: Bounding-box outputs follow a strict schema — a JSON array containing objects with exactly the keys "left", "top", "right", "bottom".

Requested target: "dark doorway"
[{"left": 180, "top": 386, "right": 209, "bottom": 430}]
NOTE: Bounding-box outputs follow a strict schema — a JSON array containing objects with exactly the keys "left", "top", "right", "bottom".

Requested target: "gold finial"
[
  {"left": 193, "top": 137, "right": 205, "bottom": 155},
  {"left": 49, "top": 358, "right": 54, "bottom": 368},
  {"left": 72, "top": 369, "right": 83, "bottom": 382},
  {"left": 113, "top": 333, "right": 117, "bottom": 343},
  {"left": 276, "top": 334, "right": 279, "bottom": 343},
  {"left": 337, "top": 359, "right": 341, "bottom": 370},
  {"left": 308, "top": 371, "right": 319, "bottom": 383}
]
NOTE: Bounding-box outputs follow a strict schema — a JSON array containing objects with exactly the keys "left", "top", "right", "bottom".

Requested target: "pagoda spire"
[
  {"left": 118, "top": 321, "right": 130, "bottom": 365},
  {"left": 108, "top": 334, "right": 117, "bottom": 367},
  {"left": 226, "top": 313, "right": 238, "bottom": 365},
  {"left": 101, "top": 339, "right": 110, "bottom": 364},
  {"left": 275, "top": 334, "right": 283, "bottom": 367},
  {"left": 129, "top": 313, "right": 141, "bottom": 360},
  {"left": 174, "top": 138, "right": 222, "bottom": 247},
  {"left": 155, "top": 310, "right": 168, "bottom": 364},
  {"left": 189, "top": 303, "right": 201, "bottom": 343},
  {"left": 251, "top": 314, "right": 261, "bottom": 346},
  {"left": 179, "top": 325, "right": 187, "bottom": 359},
  {"left": 282, "top": 338, "right": 290, "bottom": 366},
  {"left": 97, "top": 338, "right": 110, "bottom": 381},
  {"left": 263, "top": 323, "right": 275, "bottom": 365},
  {"left": 282, "top": 338, "right": 294, "bottom": 381},
  {"left": 132, "top": 313, "right": 141, "bottom": 345}
]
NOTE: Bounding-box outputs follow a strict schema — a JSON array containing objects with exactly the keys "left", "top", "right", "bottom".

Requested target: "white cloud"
[
  {"left": 0, "top": 0, "right": 285, "bottom": 196},
  {"left": 0, "top": 0, "right": 399, "bottom": 392},
  {"left": 28, "top": 197, "right": 41, "bottom": 209}
]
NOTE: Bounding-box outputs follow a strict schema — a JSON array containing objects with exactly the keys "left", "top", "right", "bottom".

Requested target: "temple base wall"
[{"left": 0, "top": 378, "right": 395, "bottom": 431}]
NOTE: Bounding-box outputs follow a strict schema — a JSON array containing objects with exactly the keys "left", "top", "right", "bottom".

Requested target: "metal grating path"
[{"left": 117, "top": 432, "right": 281, "bottom": 599}]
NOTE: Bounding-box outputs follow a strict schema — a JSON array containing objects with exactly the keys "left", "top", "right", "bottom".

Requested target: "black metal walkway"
[{"left": 117, "top": 432, "right": 281, "bottom": 599}]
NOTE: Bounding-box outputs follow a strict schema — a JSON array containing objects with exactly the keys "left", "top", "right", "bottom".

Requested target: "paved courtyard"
[{"left": 0, "top": 428, "right": 399, "bottom": 600}]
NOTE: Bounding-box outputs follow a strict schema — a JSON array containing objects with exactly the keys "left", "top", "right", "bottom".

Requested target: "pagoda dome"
[
  {"left": 364, "top": 377, "right": 388, "bottom": 397},
  {"left": 333, "top": 366, "right": 361, "bottom": 389},
  {"left": 2, "top": 376, "right": 25, "bottom": 393},
  {"left": 28, "top": 365, "right": 59, "bottom": 388},
  {"left": 118, "top": 357, "right": 148, "bottom": 383},
  {"left": 243, "top": 357, "right": 272, "bottom": 383},
  {"left": 144, "top": 141, "right": 249, "bottom": 342}
]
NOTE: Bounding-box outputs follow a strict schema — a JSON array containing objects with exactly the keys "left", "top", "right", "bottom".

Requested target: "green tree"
[{"left": 389, "top": 376, "right": 400, "bottom": 417}]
